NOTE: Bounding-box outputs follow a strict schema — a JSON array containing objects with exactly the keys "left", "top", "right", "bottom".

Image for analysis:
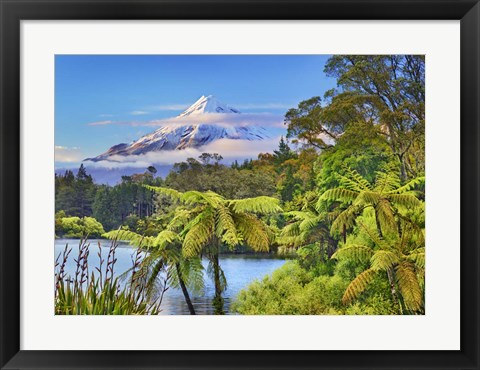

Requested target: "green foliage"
[
  {"left": 331, "top": 212, "right": 425, "bottom": 314},
  {"left": 324, "top": 55, "right": 425, "bottom": 180},
  {"left": 55, "top": 165, "right": 96, "bottom": 217},
  {"left": 56, "top": 216, "right": 105, "bottom": 238},
  {"left": 55, "top": 239, "right": 162, "bottom": 315},
  {"left": 232, "top": 261, "right": 396, "bottom": 315},
  {"left": 164, "top": 156, "right": 277, "bottom": 199},
  {"left": 319, "top": 167, "right": 424, "bottom": 237}
]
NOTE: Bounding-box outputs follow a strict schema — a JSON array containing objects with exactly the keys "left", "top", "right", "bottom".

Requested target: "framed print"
[{"left": 0, "top": 0, "right": 479, "bottom": 369}]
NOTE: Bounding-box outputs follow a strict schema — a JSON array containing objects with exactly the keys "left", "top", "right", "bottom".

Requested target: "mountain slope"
[{"left": 86, "top": 95, "right": 269, "bottom": 162}]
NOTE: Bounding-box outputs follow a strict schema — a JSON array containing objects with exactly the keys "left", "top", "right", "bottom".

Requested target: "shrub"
[
  {"left": 232, "top": 260, "right": 398, "bottom": 315},
  {"left": 56, "top": 216, "right": 105, "bottom": 238}
]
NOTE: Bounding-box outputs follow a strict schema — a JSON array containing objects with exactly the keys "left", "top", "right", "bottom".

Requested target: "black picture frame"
[{"left": 1, "top": 0, "right": 479, "bottom": 369}]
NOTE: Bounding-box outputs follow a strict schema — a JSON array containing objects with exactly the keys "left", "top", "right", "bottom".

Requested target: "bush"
[
  {"left": 232, "top": 260, "right": 398, "bottom": 315},
  {"left": 56, "top": 215, "right": 105, "bottom": 238},
  {"left": 231, "top": 261, "right": 347, "bottom": 315}
]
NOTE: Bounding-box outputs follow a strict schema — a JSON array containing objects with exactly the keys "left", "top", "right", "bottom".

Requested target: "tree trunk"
[
  {"left": 398, "top": 153, "right": 407, "bottom": 183},
  {"left": 374, "top": 207, "right": 383, "bottom": 238},
  {"left": 386, "top": 268, "right": 403, "bottom": 314},
  {"left": 211, "top": 244, "right": 224, "bottom": 315},
  {"left": 175, "top": 263, "right": 196, "bottom": 315}
]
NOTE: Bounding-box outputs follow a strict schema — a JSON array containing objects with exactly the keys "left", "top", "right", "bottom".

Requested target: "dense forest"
[{"left": 55, "top": 55, "right": 425, "bottom": 315}]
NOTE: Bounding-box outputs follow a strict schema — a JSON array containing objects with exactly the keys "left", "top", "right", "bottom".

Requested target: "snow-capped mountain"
[{"left": 86, "top": 95, "right": 270, "bottom": 162}]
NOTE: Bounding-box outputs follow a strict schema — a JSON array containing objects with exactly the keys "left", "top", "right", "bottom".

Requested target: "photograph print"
[{"left": 54, "top": 55, "right": 425, "bottom": 315}]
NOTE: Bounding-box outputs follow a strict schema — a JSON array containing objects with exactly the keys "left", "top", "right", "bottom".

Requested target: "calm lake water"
[{"left": 54, "top": 239, "right": 286, "bottom": 315}]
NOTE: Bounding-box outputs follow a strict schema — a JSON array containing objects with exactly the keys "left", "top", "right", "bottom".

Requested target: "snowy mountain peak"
[
  {"left": 85, "top": 95, "right": 270, "bottom": 163},
  {"left": 178, "top": 95, "right": 241, "bottom": 117}
]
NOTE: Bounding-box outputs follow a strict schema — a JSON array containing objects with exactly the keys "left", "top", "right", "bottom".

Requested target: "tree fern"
[{"left": 320, "top": 167, "right": 424, "bottom": 240}]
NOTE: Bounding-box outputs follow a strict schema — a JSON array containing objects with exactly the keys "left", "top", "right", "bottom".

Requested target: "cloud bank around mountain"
[{"left": 86, "top": 136, "right": 282, "bottom": 169}]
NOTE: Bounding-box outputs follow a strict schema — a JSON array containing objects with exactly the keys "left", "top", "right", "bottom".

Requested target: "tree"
[
  {"left": 273, "top": 136, "right": 296, "bottom": 166},
  {"left": 147, "top": 186, "right": 282, "bottom": 314},
  {"left": 324, "top": 55, "right": 425, "bottom": 181},
  {"left": 315, "top": 120, "right": 393, "bottom": 192},
  {"left": 284, "top": 97, "right": 339, "bottom": 149}
]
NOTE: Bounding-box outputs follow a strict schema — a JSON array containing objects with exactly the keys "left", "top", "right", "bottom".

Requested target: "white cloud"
[
  {"left": 86, "top": 137, "right": 282, "bottom": 169},
  {"left": 99, "top": 114, "right": 114, "bottom": 118},
  {"left": 130, "top": 110, "right": 149, "bottom": 115},
  {"left": 55, "top": 146, "right": 82, "bottom": 162},
  {"left": 87, "top": 120, "right": 113, "bottom": 126}
]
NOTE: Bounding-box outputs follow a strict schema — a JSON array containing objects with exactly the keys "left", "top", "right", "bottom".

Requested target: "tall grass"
[{"left": 54, "top": 237, "right": 165, "bottom": 315}]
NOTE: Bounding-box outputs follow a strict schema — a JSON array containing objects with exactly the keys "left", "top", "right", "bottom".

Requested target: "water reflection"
[{"left": 55, "top": 239, "right": 286, "bottom": 315}]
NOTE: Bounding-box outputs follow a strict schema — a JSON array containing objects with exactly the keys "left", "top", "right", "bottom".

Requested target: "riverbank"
[{"left": 55, "top": 239, "right": 286, "bottom": 314}]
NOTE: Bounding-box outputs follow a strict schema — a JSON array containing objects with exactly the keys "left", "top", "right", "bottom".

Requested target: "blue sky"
[{"left": 55, "top": 55, "right": 336, "bottom": 168}]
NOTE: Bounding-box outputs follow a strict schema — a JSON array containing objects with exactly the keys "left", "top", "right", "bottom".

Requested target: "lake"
[{"left": 54, "top": 239, "right": 286, "bottom": 315}]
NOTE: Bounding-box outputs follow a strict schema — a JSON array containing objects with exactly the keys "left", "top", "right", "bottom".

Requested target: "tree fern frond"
[
  {"left": 284, "top": 210, "right": 312, "bottom": 220},
  {"left": 229, "top": 196, "right": 282, "bottom": 214},
  {"left": 154, "top": 230, "right": 181, "bottom": 250},
  {"left": 103, "top": 229, "right": 155, "bottom": 248},
  {"left": 215, "top": 204, "right": 239, "bottom": 247},
  {"left": 299, "top": 216, "right": 323, "bottom": 234},
  {"left": 395, "top": 261, "right": 423, "bottom": 312},
  {"left": 331, "top": 206, "right": 360, "bottom": 234},
  {"left": 331, "top": 245, "right": 374, "bottom": 263},
  {"left": 375, "top": 199, "right": 396, "bottom": 234},
  {"left": 388, "top": 194, "right": 421, "bottom": 209},
  {"left": 389, "top": 177, "right": 425, "bottom": 194},
  {"left": 370, "top": 250, "right": 400, "bottom": 271},
  {"left": 357, "top": 221, "right": 390, "bottom": 250},
  {"left": 374, "top": 171, "right": 400, "bottom": 194},
  {"left": 145, "top": 186, "right": 183, "bottom": 200},
  {"left": 170, "top": 257, "right": 205, "bottom": 294},
  {"left": 320, "top": 188, "right": 358, "bottom": 204},
  {"left": 407, "top": 248, "right": 425, "bottom": 268},
  {"left": 342, "top": 166, "right": 373, "bottom": 190},
  {"left": 234, "top": 213, "right": 270, "bottom": 252},
  {"left": 183, "top": 210, "right": 215, "bottom": 258},
  {"left": 280, "top": 222, "right": 301, "bottom": 238},
  {"left": 342, "top": 268, "right": 377, "bottom": 305},
  {"left": 354, "top": 191, "right": 381, "bottom": 207},
  {"left": 181, "top": 190, "right": 223, "bottom": 207}
]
